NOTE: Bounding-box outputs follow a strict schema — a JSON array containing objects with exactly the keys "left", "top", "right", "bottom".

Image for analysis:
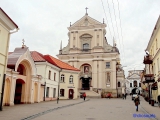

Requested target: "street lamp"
[{"left": 57, "top": 69, "right": 62, "bottom": 104}]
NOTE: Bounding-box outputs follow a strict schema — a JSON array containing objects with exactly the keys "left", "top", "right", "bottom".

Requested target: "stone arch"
[
  {"left": 3, "top": 78, "right": 11, "bottom": 106},
  {"left": 15, "top": 59, "right": 33, "bottom": 103}
]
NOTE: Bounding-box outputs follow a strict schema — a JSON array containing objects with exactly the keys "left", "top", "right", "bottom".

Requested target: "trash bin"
[{"left": 151, "top": 100, "right": 154, "bottom": 106}]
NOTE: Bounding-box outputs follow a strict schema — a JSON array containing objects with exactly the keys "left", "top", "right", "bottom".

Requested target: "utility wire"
[
  {"left": 111, "top": 0, "right": 121, "bottom": 50},
  {"left": 101, "top": 0, "right": 112, "bottom": 39},
  {"left": 116, "top": 0, "right": 126, "bottom": 65},
  {"left": 106, "top": 0, "right": 116, "bottom": 38}
]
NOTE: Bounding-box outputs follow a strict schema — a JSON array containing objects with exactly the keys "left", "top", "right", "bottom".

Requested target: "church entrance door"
[{"left": 82, "top": 78, "right": 90, "bottom": 90}]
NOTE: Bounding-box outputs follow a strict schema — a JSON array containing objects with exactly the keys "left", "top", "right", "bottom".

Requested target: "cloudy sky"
[{"left": 1, "top": 0, "right": 160, "bottom": 76}]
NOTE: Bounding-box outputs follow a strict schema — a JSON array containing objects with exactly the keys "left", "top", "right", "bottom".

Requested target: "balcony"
[
  {"left": 143, "top": 55, "right": 153, "bottom": 64},
  {"left": 79, "top": 71, "right": 92, "bottom": 79},
  {"left": 144, "top": 74, "right": 155, "bottom": 83}
]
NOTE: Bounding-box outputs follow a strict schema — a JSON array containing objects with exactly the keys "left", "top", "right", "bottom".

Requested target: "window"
[
  {"left": 53, "top": 88, "right": 56, "bottom": 98},
  {"left": 118, "top": 82, "right": 121, "bottom": 87},
  {"left": 54, "top": 72, "right": 56, "bottom": 81},
  {"left": 46, "top": 87, "right": 49, "bottom": 97},
  {"left": 106, "top": 62, "right": 110, "bottom": 68},
  {"left": 83, "top": 43, "right": 89, "bottom": 49},
  {"left": 48, "top": 70, "right": 51, "bottom": 79},
  {"left": 69, "top": 75, "right": 73, "bottom": 84},
  {"left": 60, "top": 89, "right": 64, "bottom": 97},
  {"left": 60, "top": 74, "right": 65, "bottom": 82},
  {"left": 139, "top": 83, "right": 141, "bottom": 87},
  {"left": 130, "top": 83, "right": 132, "bottom": 87}
]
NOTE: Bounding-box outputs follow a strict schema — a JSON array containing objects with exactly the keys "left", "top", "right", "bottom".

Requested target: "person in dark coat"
[
  {"left": 134, "top": 96, "right": 140, "bottom": 111},
  {"left": 157, "top": 95, "right": 160, "bottom": 108},
  {"left": 83, "top": 92, "right": 86, "bottom": 101}
]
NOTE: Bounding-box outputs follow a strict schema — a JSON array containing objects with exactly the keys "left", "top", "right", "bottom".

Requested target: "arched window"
[
  {"left": 60, "top": 89, "right": 64, "bottom": 97},
  {"left": 83, "top": 43, "right": 89, "bottom": 50},
  {"left": 69, "top": 75, "right": 73, "bottom": 84},
  {"left": 118, "top": 82, "right": 121, "bottom": 87},
  {"left": 61, "top": 74, "right": 65, "bottom": 82}
]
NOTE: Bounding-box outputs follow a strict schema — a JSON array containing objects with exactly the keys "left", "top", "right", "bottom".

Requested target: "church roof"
[
  {"left": 7, "top": 47, "right": 28, "bottom": 65},
  {"left": 44, "top": 55, "right": 80, "bottom": 71}
]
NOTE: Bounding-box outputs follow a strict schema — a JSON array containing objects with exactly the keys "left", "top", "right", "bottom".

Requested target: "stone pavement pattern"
[{"left": 0, "top": 96, "right": 159, "bottom": 120}]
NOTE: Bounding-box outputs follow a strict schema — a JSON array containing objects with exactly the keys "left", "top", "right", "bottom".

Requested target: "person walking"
[
  {"left": 83, "top": 92, "right": 86, "bottom": 101},
  {"left": 134, "top": 95, "right": 140, "bottom": 111},
  {"left": 124, "top": 93, "right": 127, "bottom": 100},
  {"left": 157, "top": 95, "right": 160, "bottom": 108}
]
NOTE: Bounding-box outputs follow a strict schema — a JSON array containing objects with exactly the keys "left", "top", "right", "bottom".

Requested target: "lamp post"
[
  {"left": 57, "top": 69, "right": 62, "bottom": 104},
  {"left": 43, "top": 81, "right": 46, "bottom": 101}
]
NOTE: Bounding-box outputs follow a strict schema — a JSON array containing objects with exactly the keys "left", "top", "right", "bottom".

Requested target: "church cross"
[
  {"left": 85, "top": 7, "right": 88, "bottom": 15},
  {"left": 22, "top": 39, "right": 25, "bottom": 45}
]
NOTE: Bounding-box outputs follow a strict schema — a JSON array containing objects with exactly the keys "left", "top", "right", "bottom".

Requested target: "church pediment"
[
  {"left": 127, "top": 73, "right": 140, "bottom": 79},
  {"left": 68, "top": 15, "right": 106, "bottom": 30}
]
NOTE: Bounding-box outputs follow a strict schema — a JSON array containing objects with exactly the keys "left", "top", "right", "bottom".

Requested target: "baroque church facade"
[{"left": 57, "top": 12, "right": 120, "bottom": 97}]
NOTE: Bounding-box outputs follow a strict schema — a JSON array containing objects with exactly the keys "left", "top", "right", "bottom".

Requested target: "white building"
[{"left": 126, "top": 70, "right": 143, "bottom": 94}]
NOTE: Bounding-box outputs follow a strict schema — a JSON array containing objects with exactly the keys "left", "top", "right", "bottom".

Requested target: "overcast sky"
[{"left": 1, "top": 0, "right": 160, "bottom": 76}]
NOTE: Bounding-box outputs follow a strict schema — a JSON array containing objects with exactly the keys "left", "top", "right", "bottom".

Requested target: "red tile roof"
[
  {"left": 30, "top": 51, "right": 79, "bottom": 71},
  {"left": 30, "top": 51, "right": 46, "bottom": 62},
  {"left": 44, "top": 55, "right": 80, "bottom": 71}
]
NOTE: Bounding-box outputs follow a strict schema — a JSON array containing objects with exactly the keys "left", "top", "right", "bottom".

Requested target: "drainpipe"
[
  {"left": 0, "top": 74, "right": 6, "bottom": 111},
  {"left": 43, "top": 82, "right": 46, "bottom": 101},
  {"left": 57, "top": 69, "right": 62, "bottom": 104}
]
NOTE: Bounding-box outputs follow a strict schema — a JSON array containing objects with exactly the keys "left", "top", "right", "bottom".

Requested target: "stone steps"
[{"left": 79, "top": 90, "right": 101, "bottom": 98}]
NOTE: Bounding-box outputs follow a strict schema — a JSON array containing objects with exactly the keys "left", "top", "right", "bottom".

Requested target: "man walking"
[
  {"left": 134, "top": 95, "right": 140, "bottom": 111},
  {"left": 83, "top": 92, "right": 86, "bottom": 101}
]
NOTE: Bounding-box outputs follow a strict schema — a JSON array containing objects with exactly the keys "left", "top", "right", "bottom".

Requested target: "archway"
[
  {"left": 14, "top": 79, "right": 25, "bottom": 104},
  {"left": 3, "top": 79, "right": 11, "bottom": 106}
]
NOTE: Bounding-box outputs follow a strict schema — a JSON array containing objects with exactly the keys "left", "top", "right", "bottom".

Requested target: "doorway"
[
  {"left": 14, "top": 79, "right": 24, "bottom": 104},
  {"left": 82, "top": 78, "right": 90, "bottom": 90},
  {"left": 68, "top": 89, "right": 74, "bottom": 99}
]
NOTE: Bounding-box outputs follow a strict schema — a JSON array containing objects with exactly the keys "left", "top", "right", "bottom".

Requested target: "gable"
[
  {"left": 127, "top": 73, "right": 140, "bottom": 79},
  {"left": 69, "top": 15, "right": 106, "bottom": 29}
]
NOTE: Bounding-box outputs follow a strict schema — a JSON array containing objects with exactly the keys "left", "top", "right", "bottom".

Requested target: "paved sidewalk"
[
  {"left": 138, "top": 96, "right": 160, "bottom": 120},
  {"left": 0, "top": 98, "right": 87, "bottom": 120}
]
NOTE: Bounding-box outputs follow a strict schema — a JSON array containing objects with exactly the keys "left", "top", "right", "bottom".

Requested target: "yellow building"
[
  {"left": 144, "top": 15, "right": 160, "bottom": 102},
  {"left": 0, "top": 8, "right": 19, "bottom": 109}
]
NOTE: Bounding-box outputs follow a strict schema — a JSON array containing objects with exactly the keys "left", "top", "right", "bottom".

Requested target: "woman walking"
[{"left": 134, "top": 95, "right": 140, "bottom": 111}]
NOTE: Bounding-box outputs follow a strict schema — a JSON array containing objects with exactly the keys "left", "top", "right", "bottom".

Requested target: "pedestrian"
[
  {"left": 124, "top": 93, "right": 127, "bottom": 100},
  {"left": 83, "top": 92, "right": 86, "bottom": 101},
  {"left": 157, "top": 95, "right": 160, "bottom": 108},
  {"left": 122, "top": 94, "right": 124, "bottom": 99},
  {"left": 134, "top": 95, "right": 140, "bottom": 111},
  {"left": 108, "top": 92, "right": 111, "bottom": 99}
]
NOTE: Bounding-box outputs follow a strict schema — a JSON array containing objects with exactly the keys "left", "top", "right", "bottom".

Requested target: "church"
[{"left": 57, "top": 10, "right": 121, "bottom": 97}]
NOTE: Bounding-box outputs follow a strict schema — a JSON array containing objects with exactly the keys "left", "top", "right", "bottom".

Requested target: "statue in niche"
[{"left": 106, "top": 72, "right": 110, "bottom": 83}]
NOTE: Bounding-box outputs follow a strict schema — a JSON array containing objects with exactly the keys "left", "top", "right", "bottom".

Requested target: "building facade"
[
  {"left": 126, "top": 70, "right": 142, "bottom": 94},
  {"left": 57, "top": 12, "right": 120, "bottom": 97},
  {"left": 0, "top": 8, "right": 19, "bottom": 109},
  {"left": 142, "top": 15, "right": 160, "bottom": 103}
]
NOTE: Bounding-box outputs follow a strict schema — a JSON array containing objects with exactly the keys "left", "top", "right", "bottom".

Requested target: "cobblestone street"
[{"left": 0, "top": 96, "right": 159, "bottom": 120}]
